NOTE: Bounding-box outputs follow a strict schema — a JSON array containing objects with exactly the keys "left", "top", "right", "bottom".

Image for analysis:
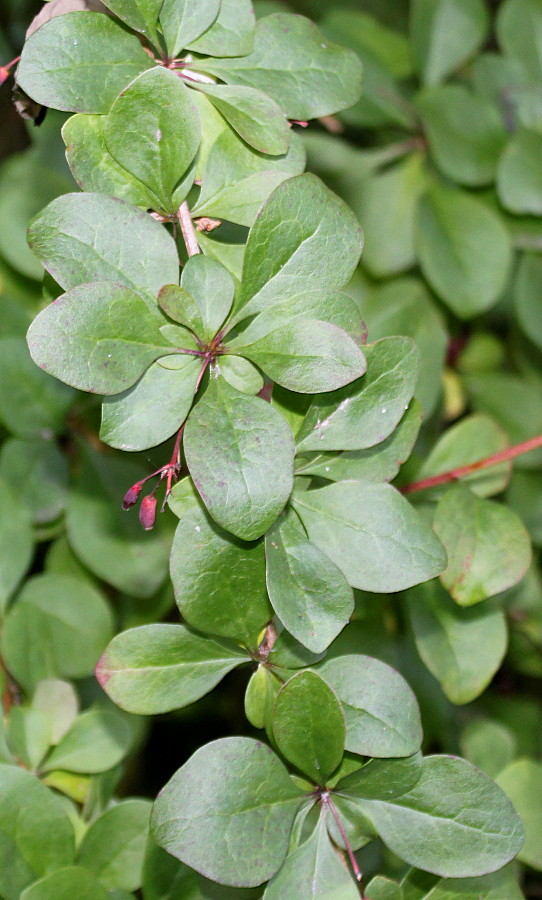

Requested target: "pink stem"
[{"left": 402, "top": 433, "right": 542, "bottom": 495}]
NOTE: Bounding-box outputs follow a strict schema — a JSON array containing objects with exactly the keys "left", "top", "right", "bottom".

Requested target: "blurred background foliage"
[{"left": 1, "top": 0, "right": 542, "bottom": 897}]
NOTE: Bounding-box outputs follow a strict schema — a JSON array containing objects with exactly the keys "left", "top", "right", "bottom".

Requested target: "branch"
[
  {"left": 177, "top": 201, "right": 200, "bottom": 258},
  {"left": 401, "top": 433, "right": 542, "bottom": 496}
]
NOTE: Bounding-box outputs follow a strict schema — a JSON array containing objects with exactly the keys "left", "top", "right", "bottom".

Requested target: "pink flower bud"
[
  {"left": 123, "top": 482, "right": 143, "bottom": 510},
  {"left": 139, "top": 494, "right": 157, "bottom": 531},
  {"left": 0, "top": 68, "right": 9, "bottom": 86}
]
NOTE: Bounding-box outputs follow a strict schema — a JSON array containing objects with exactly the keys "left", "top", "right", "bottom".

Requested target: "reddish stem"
[
  {"left": 402, "top": 433, "right": 542, "bottom": 495},
  {"left": 195, "top": 356, "right": 211, "bottom": 394},
  {"left": 322, "top": 794, "right": 365, "bottom": 894}
]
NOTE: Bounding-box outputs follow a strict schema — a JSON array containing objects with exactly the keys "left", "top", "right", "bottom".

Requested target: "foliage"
[{"left": 1, "top": 0, "right": 542, "bottom": 897}]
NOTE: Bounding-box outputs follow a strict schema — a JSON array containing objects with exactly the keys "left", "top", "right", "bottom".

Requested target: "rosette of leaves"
[
  {"left": 16, "top": 0, "right": 362, "bottom": 223},
  {"left": 27, "top": 168, "right": 447, "bottom": 658},
  {"left": 147, "top": 666, "right": 524, "bottom": 893}
]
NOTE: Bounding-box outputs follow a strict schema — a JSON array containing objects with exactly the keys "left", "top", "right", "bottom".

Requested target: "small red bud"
[
  {"left": 139, "top": 494, "right": 157, "bottom": 531},
  {"left": 123, "top": 482, "right": 143, "bottom": 510},
  {"left": 0, "top": 68, "right": 10, "bottom": 86}
]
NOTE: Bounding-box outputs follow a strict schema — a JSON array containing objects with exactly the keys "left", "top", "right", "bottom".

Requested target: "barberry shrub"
[{"left": 0, "top": 0, "right": 541, "bottom": 897}]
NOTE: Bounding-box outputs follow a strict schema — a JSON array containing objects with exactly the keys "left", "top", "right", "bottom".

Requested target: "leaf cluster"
[{"left": 0, "top": 0, "right": 541, "bottom": 897}]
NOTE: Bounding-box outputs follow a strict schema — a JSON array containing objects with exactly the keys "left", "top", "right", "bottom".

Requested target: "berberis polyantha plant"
[{"left": 1, "top": 0, "right": 529, "bottom": 896}]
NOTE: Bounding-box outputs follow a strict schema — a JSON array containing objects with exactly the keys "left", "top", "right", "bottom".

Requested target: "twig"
[
  {"left": 401, "top": 434, "right": 542, "bottom": 495},
  {"left": 177, "top": 201, "right": 200, "bottom": 258}
]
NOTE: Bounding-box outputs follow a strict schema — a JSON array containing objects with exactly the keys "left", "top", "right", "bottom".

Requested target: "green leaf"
[
  {"left": 0, "top": 143, "right": 74, "bottom": 280},
  {"left": 160, "top": 0, "right": 220, "bottom": 58},
  {"left": 352, "top": 154, "right": 427, "bottom": 278},
  {"left": 100, "top": 356, "right": 200, "bottom": 451},
  {"left": 0, "top": 477, "right": 33, "bottom": 613},
  {"left": 323, "top": 10, "right": 413, "bottom": 80},
  {"left": 6, "top": 708, "right": 52, "bottom": 771},
  {"left": 416, "top": 85, "right": 506, "bottom": 187},
  {"left": 42, "top": 708, "right": 133, "bottom": 774},
  {"left": 105, "top": 68, "right": 200, "bottom": 214},
  {"left": 358, "top": 278, "right": 447, "bottom": 417},
  {"left": 292, "top": 481, "right": 446, "bottom": 593},
  {"left": 366, "top": 876, "right": 403, "bottom": 900},
  {"left": 401, "top": 864, "right": 524, "bottom": 900},
  {"left": 20, "top": 867, "right": 108, "bottom": 900},
  {"left": 497, "top": 129, "right": 542, "bottom": 216},
  {"left": 0, "top": 337, "right": 74, "bottom": 438},
  {"left": 187, "top": 0, "right": 255, "bottom": 57},
  {"left": 415, "top": 183, "right": 512, "bottom": 318},
  {"left": 322, "top": 10, "right": 416, "bottom": 131},
  {"left": 151, "top": 737, "right": 305, "bottom": 887},
  {"left": 192, "top": 128, "right": 306, "bottom": 227},
  {"left": 406, "top": 580, "right": 508, "bottom": 704},
  {"left": 296, "top": 337, "right": 419, "bottom": 452},
  {"left": 29, "top": 193, "right": 179, "bottom": 307},
  {"left": 497, "top": 0, "right": 542, "bottom": 81},
  {"left": 360, "top": 755, "right": 524, "bottom": 878},
  {"left": 194, "top": 84, "right": 290, "bottom": 156},
  {"left": 516, "top": 252, "right": 542, "bottom": 352},
  {"left": 245, "top": 665, "right": 280, "bottom": 730},
  {"left": 317, "top": 655, "right": 422, "bottom": 758},
  {"left": 497, "top": 759, "right": 542, "bottom": 870},
  {"left": 295, "top": 400, "right": 422, "bottom": 484},
  {"left": 415, "top": 414, "right": 511, "bottom": 498},
  {"left": 465, "top": 372, "right": 542, "bottom": 470},
  {"left": 236, "top": 174, "right": 362, "bottom": 320},
  {"left": 265, "top": 513, "right": 353, "bottom": 653},
  {"left": 62, "top": 115, "right": 157, "bottom": 207},
  {"left": 181, "top": 255, "right": 235, "bottom": 341},
  {"left": 263, "top": 808, "right": 359, "bottom": 900},
  {"left": 410, "top": 0, "right": 489, "bottom": 86},
  {"left": 272, "top": 671, "right": 345, "bottom": 783},
  {"left": 0, "top": 438, "right": 69, "bottom": 525},
  {"left": 142, "top": 842, "right": 202, "bottom": 900},
  {"left": 158, "top": 284, "right": 205, "bottom": 336},
  {"left": 32, "top": 679, "right": 79, "bottom": 746},
  {"left": 170, "top": 507, "right": 272, "bottom": 647},
  {"left": 1, "top": 573, "right": 113, "bottom": 692},
  {"left": 434, "top": 484, "right": 531, "bottom": 606},
  {"left": 101, "top": 0, "right": 163, "bottom": 45},
  {"left": 218, "top": 356, "right": 264, "bottom": 395},
  {"left": 17, "top": 12, "right": 153, "bottom": 113},
  {"left": 0, "top": 764, "right": 75, "bottom": 900},
  {"left": 337, "top": 753, "right": 423, "bottom": 802},
  {"left": 230, "top": 318, "right": 366, "bottom": 393},
  {"left": 200, "top": 13, "right": 363, "bottom": 119},
  {"left": 460, "top": 719, "right": 517, "bottom": 779},
  {"left": 184, "top": 376, "right": 294, "bottom": 540},
  {"left": 66, "top": 444, "right": 170, "bottom": 598},
  {"left": 77, "top": 799, "right": 152, "bottom": 890},
  {"left": 97, "top": 623, "right": 248, "bottom": 714},
  {"left": 235, "top": 288, "right": 367, "bottom": 349},
  {"left": 27, "top": 283, "right": 172, "bottom": 395}
]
